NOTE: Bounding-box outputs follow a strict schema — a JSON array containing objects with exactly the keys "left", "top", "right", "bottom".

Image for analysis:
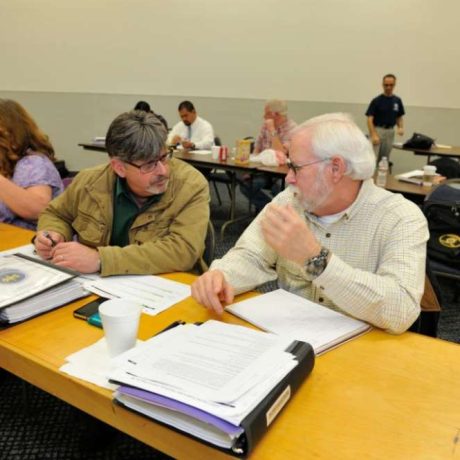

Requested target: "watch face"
[{"left": 304, "top": 248, "right": 329, "bottom": 279}]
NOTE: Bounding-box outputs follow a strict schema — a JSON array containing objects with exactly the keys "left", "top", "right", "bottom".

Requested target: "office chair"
[
  {"left": 428, "top": 158, "right": 460, "bottom": 179},
  {"left": 409, "top": 262, "right": 442, "bottom": 337},
  {"left": 194, "top": 220, "right": 216, "bottom": 274}
]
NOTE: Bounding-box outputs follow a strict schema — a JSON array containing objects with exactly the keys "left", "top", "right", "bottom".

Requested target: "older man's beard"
[{"left": 290, "top": 173, "right": 333, "bottom": 213}]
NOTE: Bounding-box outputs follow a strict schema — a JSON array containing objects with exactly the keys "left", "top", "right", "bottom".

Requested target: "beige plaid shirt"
[{"left": 211, "top": 179, "right": 429, "bottom": 334}]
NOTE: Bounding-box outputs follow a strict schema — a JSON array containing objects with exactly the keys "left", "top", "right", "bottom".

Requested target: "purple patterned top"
[{"left": 0, "top": 152, "right": 64, "bottom": 229}]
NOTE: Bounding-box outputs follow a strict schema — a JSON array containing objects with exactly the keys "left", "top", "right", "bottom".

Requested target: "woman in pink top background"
[{"left": 0, "top": 99, "right": 63, "bottom": 229}]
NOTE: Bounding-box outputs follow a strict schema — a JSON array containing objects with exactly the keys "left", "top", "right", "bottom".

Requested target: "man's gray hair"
[
  {"left": 296, "top": 113, "right": 376, "bottom": 180},
  {"left": 105, "top": 110, "right": 167, "bottom": 161},
  {"left": 265, "top": 99, "right": 288, "bottom": 116}
]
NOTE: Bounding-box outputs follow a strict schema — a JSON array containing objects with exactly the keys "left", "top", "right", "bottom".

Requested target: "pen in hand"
[{"left": 43, "top": 231, "right": 57, "bottom": 248}]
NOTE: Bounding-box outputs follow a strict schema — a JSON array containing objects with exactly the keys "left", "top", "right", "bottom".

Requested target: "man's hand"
[
  {"left": 181, "top": 140, "right": 195, "bottom": 150},
  {"left": 51, "top": 242, "right": 101, "bottom": 273},
  {"left": 34, "top": 230, "right": 65, "bottom": 260},
  {"left": 397, "top": 127, "right": 404, "bottom": 136},
  {"left": 261, "top": 204, "right": 321, "bottom": 265},
  {"left": 264, "top": 118, "right": 276, "bottom": 132},
  {"left": 191, "top": 270, "right": 234, "bottom": 315},
  {"left": 371, "top": 133, "right": 380, "bottom": 145},
  {"left": 171, "top": 135, "right": 182, "bottom": 145}
]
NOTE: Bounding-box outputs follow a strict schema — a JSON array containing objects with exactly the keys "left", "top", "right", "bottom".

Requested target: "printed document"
[
  {"left": 109, "top": 321, "right": 297, "bottom": 424},
  {"left": 226, "top": 289, "right": 370, "bottom": 354},
  {"left": 84, "top": 275, "right": 190, "bottom": 315}
]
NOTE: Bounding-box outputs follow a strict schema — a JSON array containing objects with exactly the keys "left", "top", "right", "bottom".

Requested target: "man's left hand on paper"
[
  {"left": 261, "top": 204, "right": 321, "bottom": 266},
  {"left": 51, "top": 241, "right": 101, "bottom": 273},
  {"left": 191, "top": 269, "right": 235, "bottom": 315}
]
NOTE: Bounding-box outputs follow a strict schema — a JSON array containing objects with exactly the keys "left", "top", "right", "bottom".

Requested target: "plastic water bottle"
[{"left": 376, "top": 156, "right": 389, "bottom": 187}]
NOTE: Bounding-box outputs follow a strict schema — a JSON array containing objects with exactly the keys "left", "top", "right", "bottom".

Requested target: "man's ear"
[
  {"left": 330, "top": 156, "right": 347, "bottom": 182},
  {"left": 110, "top": 158, "right": 126, "bottom": 178}
]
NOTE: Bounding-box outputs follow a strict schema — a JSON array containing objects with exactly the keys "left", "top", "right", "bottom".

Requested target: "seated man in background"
[
  {"left": 0, "top": 99, "right": 63, "bottom": 230},
  {"left": 167, "top": 100, "right": 214, "bottom": 151},
  {"left": 134, "top": 100, "right": 169, "bottom": 131},
  {"left": 240, "top": 99, "right": 297, "bottom": 213},
  {"left": 192, "top": 113, "right": 428, "bottom": 334},
  {"left": 35, "top": 110, "right": 209, "bottom": 276}
]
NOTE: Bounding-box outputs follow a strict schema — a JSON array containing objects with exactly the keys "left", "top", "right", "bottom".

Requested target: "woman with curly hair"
[{"left": 0, "top": 99, "right": 63, "bottom": 229}]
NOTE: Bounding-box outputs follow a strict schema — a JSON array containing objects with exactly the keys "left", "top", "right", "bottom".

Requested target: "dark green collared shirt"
[{"left": 111, "top": 177, "right": 162, "bottom": 247}]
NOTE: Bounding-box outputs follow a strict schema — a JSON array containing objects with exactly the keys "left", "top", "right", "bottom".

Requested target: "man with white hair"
[
  {"left": 192, "top": 113, "right": 428, "bottom": 334},
  {"left": 240, "top": 99, "right": 297, "bottom": 212}
]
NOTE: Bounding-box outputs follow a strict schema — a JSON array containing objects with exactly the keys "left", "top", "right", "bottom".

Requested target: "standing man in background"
[
  {"left": 167, "top": 100, "right": 214, "bottom": 150},
  {"left": 366, "top": 74, "right": 405, "bottom": 162}
]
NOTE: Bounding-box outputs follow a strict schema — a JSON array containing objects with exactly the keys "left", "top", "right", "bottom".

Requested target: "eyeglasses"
[
  {"left": 286, "top": 157, "right": 330, "bottom": 175},
  {"left": 124, "top": 151, "right": 172, "bottom": 174},
  {"left": 383, "top": 83, "right": 395, "bottom": 87}
]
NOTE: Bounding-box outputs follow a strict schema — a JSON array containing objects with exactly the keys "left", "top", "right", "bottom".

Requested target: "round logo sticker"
[
  {"left": 0, "top": 269, "right": 26, "bottom": 284},
  {"left": 439, "top": 234, "right": 460, "bottom": 249}
]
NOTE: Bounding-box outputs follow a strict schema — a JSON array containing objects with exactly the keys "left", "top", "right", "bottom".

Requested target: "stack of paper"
[
  {"left": 109, "top": 320, "right": 314, "bottom": 455},
  {"left": 226, "top": 289, "right": 371, "bottom": 354}
]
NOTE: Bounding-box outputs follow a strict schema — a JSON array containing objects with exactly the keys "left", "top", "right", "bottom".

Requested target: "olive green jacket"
[{"left": 37, "top": 159, "right": 210, "bottom": 276}]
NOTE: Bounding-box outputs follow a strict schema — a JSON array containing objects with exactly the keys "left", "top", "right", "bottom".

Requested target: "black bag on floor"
[{"left": 423, "top": 181, "right": 460, "bottom": 266}]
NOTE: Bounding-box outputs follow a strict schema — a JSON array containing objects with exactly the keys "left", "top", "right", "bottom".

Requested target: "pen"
[{"left": 43, "top": 231, "right": 57, "bottom": 247}]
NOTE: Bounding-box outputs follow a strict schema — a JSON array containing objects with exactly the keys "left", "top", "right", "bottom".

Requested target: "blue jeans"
[{"left": 239, "top": 173, "right": 281, "bottom": 212}]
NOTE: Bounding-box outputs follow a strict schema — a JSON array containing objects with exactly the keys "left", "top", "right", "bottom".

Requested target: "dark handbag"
[{"left": 403, "top": 132, "right": 435, "bottom": 150}]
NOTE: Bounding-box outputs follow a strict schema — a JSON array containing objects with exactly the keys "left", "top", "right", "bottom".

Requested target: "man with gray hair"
[
  {"left": 240, "top": 99, "right": 297, "bottom": 212},
  {"left": 35, "top": 110, "right": 209, "bottom": 275},
  {"left": 192, "top": 113, "right": 428, "bottom": 334}
]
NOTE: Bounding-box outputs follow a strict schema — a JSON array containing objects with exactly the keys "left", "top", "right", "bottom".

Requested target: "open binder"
[
  {"left": 110, "top": 321, "right": 315, "bottom": 457},
  {"left": 0, "top": 253, "right": 88, "bottom": 324}
]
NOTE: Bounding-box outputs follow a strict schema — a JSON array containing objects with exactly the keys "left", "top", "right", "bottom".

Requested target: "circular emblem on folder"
[
  {"left": 439, "top": 234, "right": 460, "bottom": 249},
  {"left": 0, "top": 269, "right": 26, "bottom": 284}
]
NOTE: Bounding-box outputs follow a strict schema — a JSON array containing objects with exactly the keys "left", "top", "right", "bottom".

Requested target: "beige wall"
[{"left": 1, "top": 0, "right": 459, "bottom": 172}]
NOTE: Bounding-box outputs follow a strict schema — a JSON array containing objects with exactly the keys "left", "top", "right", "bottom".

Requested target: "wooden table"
[
  {"left": 393, "top": 143, "right": 460, "bottom": 163},
  {"left": 1, "top": 223, "right": 460, "bottom": 459}
]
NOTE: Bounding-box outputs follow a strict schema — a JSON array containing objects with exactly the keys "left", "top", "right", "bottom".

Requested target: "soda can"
[{"left": 219, "top": 146, "right": 228, "bottom": 161}]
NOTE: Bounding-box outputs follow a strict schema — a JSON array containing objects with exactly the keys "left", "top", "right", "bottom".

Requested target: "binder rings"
[{"left": 111, "top": 322, "right": 315, "bottom": 457}]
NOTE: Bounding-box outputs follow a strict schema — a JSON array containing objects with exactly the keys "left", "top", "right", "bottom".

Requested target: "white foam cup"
[
  {"left": 423, "top": 165, "right": 437, "bottom": 187},
  {"left": 98, "top": 299, "right": 142, "bottom": 357}
]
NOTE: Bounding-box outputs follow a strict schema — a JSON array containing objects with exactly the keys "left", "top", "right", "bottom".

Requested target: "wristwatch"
[{"left": 303, "top": 247, "right": 330, "bottom": 280}]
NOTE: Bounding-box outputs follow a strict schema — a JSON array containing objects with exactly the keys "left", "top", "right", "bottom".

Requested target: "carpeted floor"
[{"left": 0, "top": 181, "right": 458, "bottom": 460}]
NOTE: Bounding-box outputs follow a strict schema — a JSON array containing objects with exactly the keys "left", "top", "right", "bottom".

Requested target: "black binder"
[
  {"left": 112, "top": 323, "right": 315, "bottom": 457},
  {"left": 0, "top": 253, "right": 87, "bottom": 325}
]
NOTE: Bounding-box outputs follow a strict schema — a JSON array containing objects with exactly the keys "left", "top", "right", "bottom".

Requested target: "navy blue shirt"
[{"left": 365, "top": 94, "right": 405, "bottom": 128}]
